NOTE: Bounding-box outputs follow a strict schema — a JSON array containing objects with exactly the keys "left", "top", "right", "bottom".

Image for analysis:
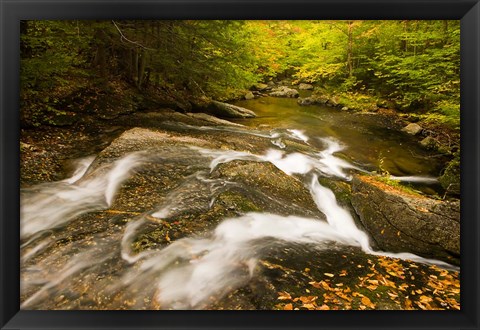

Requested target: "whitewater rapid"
[{"left": 20, "top": 127, "right": 453, "bottom": 310}]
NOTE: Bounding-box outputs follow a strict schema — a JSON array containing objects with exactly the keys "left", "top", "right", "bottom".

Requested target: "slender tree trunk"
[
  {"left": 137, "top": 50, "right": 146, "bottom": 89},
  {"left": 347, "top": 20, "right": 354, "bottom": 77},
  {"left": 443, "top": 20, "right": 449, "bottom": 45},
  {"left": 401, "top": 20, "right": 409, "bottom": 52},
  {"left": 20, "top": 21, "right": 31, "bottom": 57},
  {"left": 133, "top": 49, "right": 139, "bottom": 85}
]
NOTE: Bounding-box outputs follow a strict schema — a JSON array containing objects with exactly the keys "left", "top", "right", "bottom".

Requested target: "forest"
[
  {"left": 21, "top": 20, "right": 459, "bottom": 124},
  {"left": 20, "top": 20, "right": 461, "bottom": 311}
]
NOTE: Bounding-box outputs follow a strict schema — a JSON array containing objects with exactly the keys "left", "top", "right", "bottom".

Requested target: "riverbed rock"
[
  {"left": 327, "top": 96, "right": 340, "bottom": 107},
  {"left": 269, "top": 86, "right": 299, "bottom": 98},
  {"left": 297, "top": 97, "right": 315, "bottom": 106},
  {"left": 420, "top": 136, "right": 437, "bottom": 149},
  {"left": 186, "top": 112, "right": 245, "bottom": 127},
  {"left": 245, "top": 91, "right": 255, "bottom": 100},
  {"left": 401, "top": 123, "right": 423, "bottom": 135},
  {"left": 439, "top": 156, "right": 460, "bottom": 196},
  {"left": 341, "top": 106, "right": 349, "bottom": 111},
  {"left": 209, "top": 101, "right": 257, "bottom": 118},
  {"left": 297, "top": 95, "right": 328, "bottom": 106},
  {"left": 251, "top": 83, "right": 269, "bottom": 91},
  {"left": 298, "top": 83, "right": 314, "bottom": 90},
  {"left": 350, "top": 175, "right": 460, "bottom": 265}
]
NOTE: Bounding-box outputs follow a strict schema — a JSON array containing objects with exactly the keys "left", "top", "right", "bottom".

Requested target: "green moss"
[
  {"left": 439, "top": 151, "right": 460, "bottom": 195},
  {"left": 374, "top": 176, "right": 423, "bottom": 196},
  {"left": 317, "top": 177, "right": 352, "bottom": 207},
  {"left": 338, "top": 92, "right": 378, "bottom": 112}
]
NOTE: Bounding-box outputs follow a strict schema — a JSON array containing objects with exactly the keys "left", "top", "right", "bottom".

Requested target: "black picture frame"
[{"left": 1, "top": 0, "right": 479, "bottom": 329}]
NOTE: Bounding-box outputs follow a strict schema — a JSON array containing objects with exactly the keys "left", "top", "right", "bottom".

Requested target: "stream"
[{"left": 20, "top": 96, "right": 457, "bottom": 310}]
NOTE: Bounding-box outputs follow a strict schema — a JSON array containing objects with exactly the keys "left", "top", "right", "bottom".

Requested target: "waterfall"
[{"left": 20, "top": 129, "right": 455, "bottom": 310}]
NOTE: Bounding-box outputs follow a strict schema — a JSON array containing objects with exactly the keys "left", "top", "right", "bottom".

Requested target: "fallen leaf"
[
  {"left": 404, "top": 298, "right": 413, "bottom": 309},
  {"left": 283, "top": 303, "right": 293, "bottom": 310},
  {"left": 277, "top": 291, "right": 292, "bottom": 300},
  {"left": 299, "top": 296, "right": 318, "bottom": 304},
  {"left": 302, "top": 303, "right": 316, "bottom": 310},
  {"left": 419, "top": 295, "right": 433, "bottom": 303},
  {"left": 317, "top": 304, "right": 330, "bottom": 310},
  {"left": 361, "top": 296, "right": 376, "bottom": 309},
  {"left": 324, "top": 273, "right": 335, "bottom": 277}
]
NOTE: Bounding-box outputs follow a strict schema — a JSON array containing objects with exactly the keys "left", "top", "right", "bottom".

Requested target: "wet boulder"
[
  {"left": 297, "top": 95, "right": 328, "bottom": 106},
  {"left": 350, "top": 175, "right": 460, "bottom": 265},
  {"left": 439, "top": 156, "right": 460, "bottom": 196},
  {"left": 327, "top": 96, "right": 340, "bottom": 107},
  {"left": 186, "top": 112, "right": 245, "bottom": 127},
  {"left": 269, "top": 86, "right": 299, "bottom": 98},
  {"left": 251, "top": 83, "right": 269, "bottom": 91},
  {"left": 402, "top": 123, "right": 423, "bottom": 136},
  {"left": 208, "top": 101, "right": 257, "bottom": 118},
  {"left": 420, "top": 136, "right": 438, "bottom": 149},
  {"left": 298, "top": 83, "right": 314, "bottom": 90},
  {"left": 297, "top": 97, "right": 316, "bottom": 106},
  {"left": 245, "top": 91, "right": 255, "bottom": 100}
]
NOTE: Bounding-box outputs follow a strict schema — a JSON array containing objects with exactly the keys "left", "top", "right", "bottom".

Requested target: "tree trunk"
[
  {"left": 347, "top": 21, "right": 354, "bottom": 77},
  {"left": 137, "top": 50, "right": 146, "bottom": 89}
]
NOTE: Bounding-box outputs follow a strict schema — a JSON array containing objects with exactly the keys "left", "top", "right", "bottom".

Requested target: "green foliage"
[{"left": 20, "top": 19, "right": 460, "bottom": 131}]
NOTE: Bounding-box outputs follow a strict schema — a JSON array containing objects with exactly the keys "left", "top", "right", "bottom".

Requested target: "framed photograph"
[{"left": 1, "top": 0, "right": 479, "bottom": 329}]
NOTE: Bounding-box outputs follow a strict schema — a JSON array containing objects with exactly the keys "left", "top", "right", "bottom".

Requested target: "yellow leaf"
[
  {"left": 302, "top": 303, "right": 316, "bottom": 310},
  {"left": 404, "top": 298, "right": 413, "bottom": 309},
  {"left": 361, "top": 296, "right": 376, "bottom": 309},
  {"left": 284, "top": 303, "right": 293, "bottom": 310},
  {"left": 277, "top": 291, "right": 292, "bottom": 300},
  {"left": 299, "top": 296, "right": 318, "bottom": 304},
  {"left": 387, "top": 292, "right": 398, "bottom": 299},
  {"left": 324, "top": 273, "right": 335, "bottom": 277},
  {"left": 317, "top": 304, "right": 330, "bottom": 310},
  {"left": 415, "top": 301, "right": 427, "bottom": 310},
  {"left": 419, "top": 295, "right": 433, "bottom": 303}
]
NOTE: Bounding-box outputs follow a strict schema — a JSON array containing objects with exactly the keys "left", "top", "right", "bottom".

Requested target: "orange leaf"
[
  {"left": 419, "top": 295, "right": 433, "bottom": 303},
  {"left": 277, "top": 291, "right": 292, "bottom": 300},
  {"left": 317, "top": 304, "right": 330, "bottom": 310},
  {"left": 361, "top": 296, "right": 376, "bottom": 309},
  {"left": 283, "top": 303, "right": 293, "bottom": 310}
]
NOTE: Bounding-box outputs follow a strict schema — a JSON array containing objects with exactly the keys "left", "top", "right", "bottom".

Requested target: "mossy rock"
[{"left": 439, "top": 154, "right": 460, "bottom": 196}]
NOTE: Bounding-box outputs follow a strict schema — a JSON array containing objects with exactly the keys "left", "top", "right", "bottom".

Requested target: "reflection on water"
[{"left": 233, "top": 97, "right": 446, "bottom": 181}]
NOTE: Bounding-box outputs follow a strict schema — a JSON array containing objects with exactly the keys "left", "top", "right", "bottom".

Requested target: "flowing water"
[{"left": 20, "top": 96, "right": 454, "bottom": 310}]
